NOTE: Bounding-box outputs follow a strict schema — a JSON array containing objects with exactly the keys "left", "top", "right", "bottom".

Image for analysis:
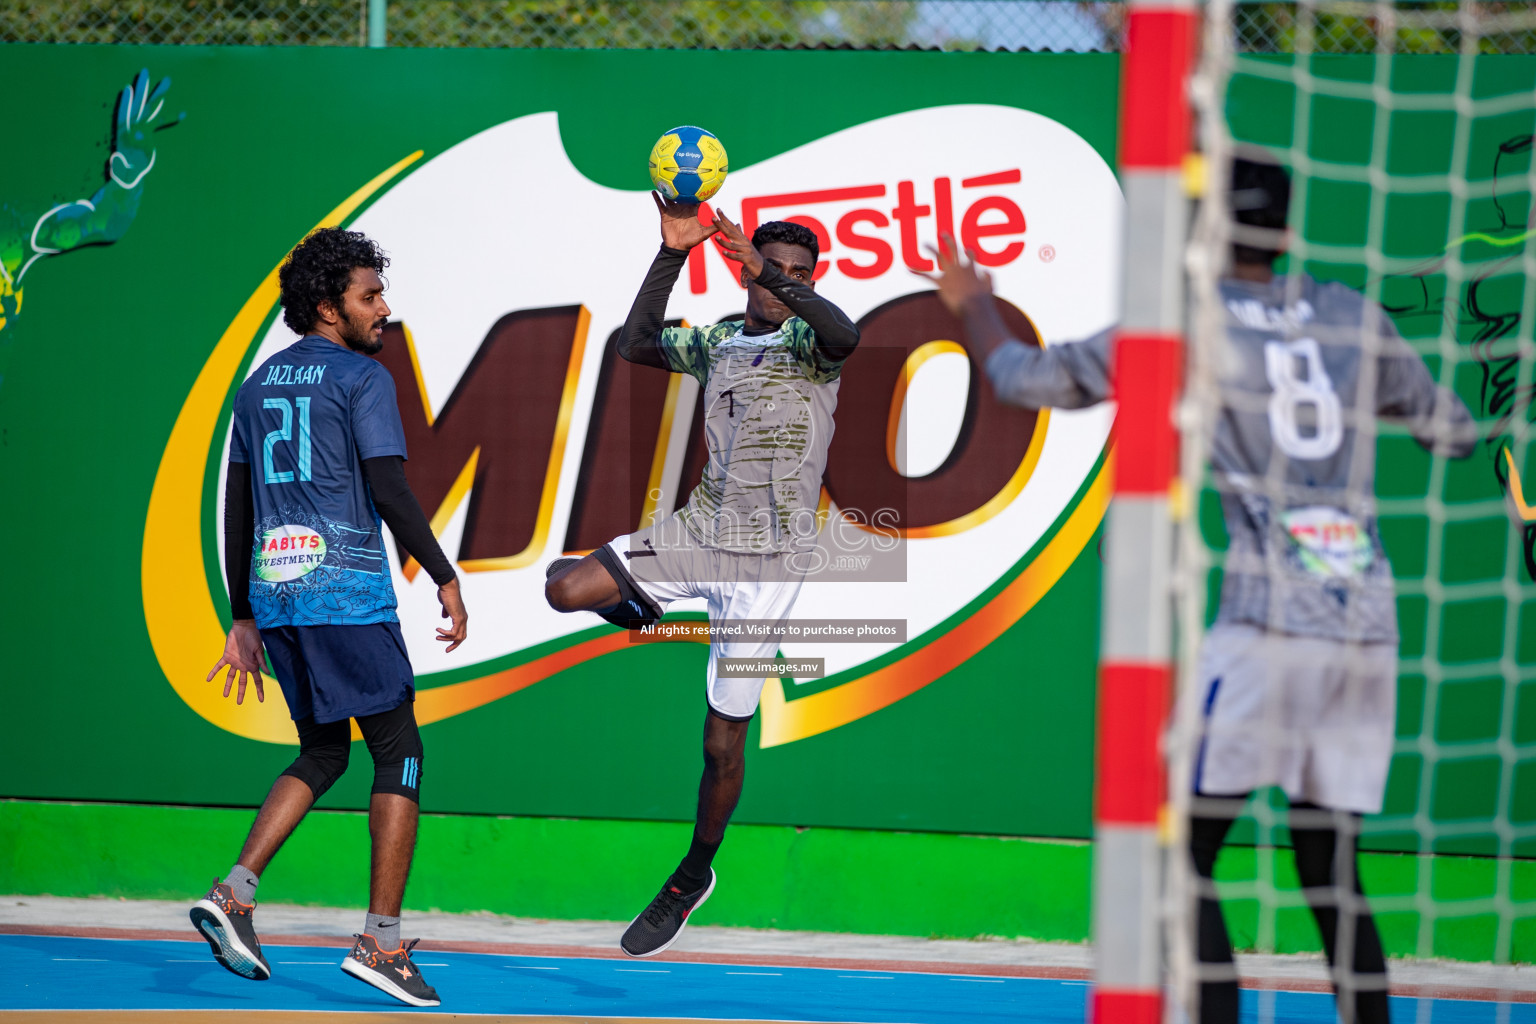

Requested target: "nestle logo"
[{"left": 686, "top": 169, "right": 1027, "bottom": 292}]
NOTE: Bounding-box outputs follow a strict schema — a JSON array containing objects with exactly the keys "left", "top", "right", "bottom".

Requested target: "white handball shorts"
[
  {"left": 605, "top": 511, "right": 806, "bottom": 721},
  {"left": 1188, "top": 624, "right": 1399, "bottom": 814}
]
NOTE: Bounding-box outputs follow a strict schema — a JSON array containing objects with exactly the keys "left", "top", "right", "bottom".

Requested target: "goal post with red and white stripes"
[
  {"left": 1097, "top": 2, "right": 1536, "bottom": 1022},
  {"left": 1091, "top": 3, "right": 1197, "bottom": 1022}
]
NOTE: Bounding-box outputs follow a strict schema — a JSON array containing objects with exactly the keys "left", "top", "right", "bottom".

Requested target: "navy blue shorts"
[{"left": 260, "top": 621, "right": 415, "bottom": 725}]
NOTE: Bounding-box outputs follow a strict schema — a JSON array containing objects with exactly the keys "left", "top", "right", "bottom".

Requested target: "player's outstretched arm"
[
  {"left": 361, "top": 456, "right": 468, "bottom": 652},
  {"left": 1375, "top": 329, "right": 1479, "bottom": 459},
  {"left": 616, "top": 247, "right": 685, "bottom": 369},
  {"left": 207, "top": 461, "right": 267, "bottom": 705},
  {"left": 615, "top": 193, "right": 718, "bottom": 369},
  {"left": 921, "top": 235, "right": 1109, "bottom": 411},
  {"left": 985, "top": 329, "right": 1111, "bottom": 411},
  {"left": 711, "top": 208, "right": 859, "bottom": 360},
  {"left": 22, "top": 70, "right": 172, "bottom": 285}
]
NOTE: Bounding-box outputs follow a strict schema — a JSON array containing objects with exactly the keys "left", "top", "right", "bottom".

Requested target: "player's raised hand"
[
  {"left": 207, "top": 620, "right": 267, "bottom": 706},
  {"left": 916, "top": 232, "right": 994, "bottom": 317},
  {"left": 436, "top": 577, "right": 468, "bottom": 653},
  {"left": 653, "top": 192, "right": 719, "bottom": 251},
  {"left": 711, "top": 208, "right": 764, "bottom": 279}
]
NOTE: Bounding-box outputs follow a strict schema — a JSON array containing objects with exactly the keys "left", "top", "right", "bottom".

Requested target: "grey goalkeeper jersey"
[{"left": 985, "top": 274, "right": 1478, "bottom": 644}]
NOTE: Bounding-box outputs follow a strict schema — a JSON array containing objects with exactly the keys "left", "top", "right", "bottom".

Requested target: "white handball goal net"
[{"left": 1166, "top": 1, "right": 1536, "bottom": 1021}]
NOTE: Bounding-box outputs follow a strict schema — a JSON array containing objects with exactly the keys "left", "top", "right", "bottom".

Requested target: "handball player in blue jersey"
[{"left": 190, "top": 228, "right": 467, "bottom": 1008}]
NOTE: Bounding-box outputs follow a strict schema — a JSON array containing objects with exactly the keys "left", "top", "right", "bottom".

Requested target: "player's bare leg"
[
  {"left": 236, "top": 776, "right": 317, "bottom": 874},
  {"left": 545, "top": 554, "right": 622, "bottom": 612},
  {"left": 189, "top": 775, "right": 313, "bottom": 982},
  {"left": 366, "top": 792, "right": 419, "bottom": 918},
  {"left": 619, "top": 709, "right": 744, "bottom": 958},
  {"left": 694, "top": 710, "right": 750, "bottom": 845},
  {"left": 339, "top": 706, "right": 439, "bottom": 1007},
  {"left": 340, "top": 795, "right": 437, "bottom": 1006}
]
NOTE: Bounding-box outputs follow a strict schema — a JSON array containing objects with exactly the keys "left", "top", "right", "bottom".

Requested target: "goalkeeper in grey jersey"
[{"left": 925, "top": 159, "right": 1476, "bottom": 1024}]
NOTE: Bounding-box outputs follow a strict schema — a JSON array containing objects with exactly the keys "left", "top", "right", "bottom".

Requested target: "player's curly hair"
[
  {"left": 278, "top": 227, "right": 390, "bottom": 335},
  {"left": 752, "top": 220, "right": 819, "bottom": 265}
]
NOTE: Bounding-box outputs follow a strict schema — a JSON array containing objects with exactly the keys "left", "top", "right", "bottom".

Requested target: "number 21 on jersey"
[
  {"left": 262, "top": 396, "right": 312, "bottom": 484},
  {"left": 1264, "top": 338, "right": 1342, "bottom": 460}
]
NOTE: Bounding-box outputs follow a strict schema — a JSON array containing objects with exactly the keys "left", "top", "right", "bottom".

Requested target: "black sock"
[{"left": 673, "top": 834, "right": 720, "bottom": 890}]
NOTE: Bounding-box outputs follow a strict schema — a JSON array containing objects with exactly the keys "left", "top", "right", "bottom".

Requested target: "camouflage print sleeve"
[
  {"left": 784, "top": 319, "right": 846, "bottom": 384},
  {"left": 656, "top": 325, "right": 711, "bottom": 386}
]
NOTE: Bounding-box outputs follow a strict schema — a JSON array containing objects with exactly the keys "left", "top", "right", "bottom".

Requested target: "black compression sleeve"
[
  {"left": 362, "top": 456, "right": 457, "bottom": 586},
  {"left": 751, "top": 261, "right": 860, "bottom": 361},
  {"left": 223, "top": 461, "right": 255, "bottom": 620},
  {"left": 616, "top": 245, "right": 689, "bottom": 370}
]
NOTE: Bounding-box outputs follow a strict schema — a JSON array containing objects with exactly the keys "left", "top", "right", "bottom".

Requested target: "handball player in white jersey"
[
  {"left": 925, "top": 159, "right": 1477, "bottom": 1024},
  {"left": 545, "top": 194, "right": 859, "bottom": 957}
]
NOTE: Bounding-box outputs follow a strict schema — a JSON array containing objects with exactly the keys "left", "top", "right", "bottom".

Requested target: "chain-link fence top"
[
  {"left": 7, "top": 1, "right": 1536, "bottom": 53},
  {"left": 384, "top": 1, "right": 1122, "bottom": 50},
  {"left": 1234, "top": 1, "right": 1536, "bottom": 55},
  {"left": 0, "top": 1, "right": 1121, "bottom": 51},
  {"left": 1, "top": 0, "right": 370, "bottom": 45}
]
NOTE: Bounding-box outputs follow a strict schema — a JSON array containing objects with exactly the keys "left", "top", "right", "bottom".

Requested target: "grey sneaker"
[
  {"left": 340, "top": 932, "right": 442, "bottom": 1007},
  {"left": 190, "top": 880, "right": 271, "bottom": 980},
  {"left": 620, "top": 868, "right": 715, "bottom": 958}
]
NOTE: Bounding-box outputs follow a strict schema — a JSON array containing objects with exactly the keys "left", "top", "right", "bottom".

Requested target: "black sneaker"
[
  {"left": 340, "top": 933, "right": 441, "bottom": 1007},
  {"left": 189, "top": 880, "right": 271, "bottom": 980},
  {"left": 620, "top": 868, "right": 715, "bottom": 958}
]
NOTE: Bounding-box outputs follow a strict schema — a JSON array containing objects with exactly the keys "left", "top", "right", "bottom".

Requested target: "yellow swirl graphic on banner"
[{"left": 759, "top": 452, "right": 1111, "bottom": 747}]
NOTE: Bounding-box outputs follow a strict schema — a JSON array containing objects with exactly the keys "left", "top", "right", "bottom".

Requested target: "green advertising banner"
[
  {"left": 0, "top": 45, "right": 1120, "bottom": 839},
  {"left": 1, "top": 45, "right": 1531, "bottom": 859}
]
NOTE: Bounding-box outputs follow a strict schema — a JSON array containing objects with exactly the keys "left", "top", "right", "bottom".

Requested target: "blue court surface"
[{"left": 2, "top": 933, "right": 1530, "bottom": 1023}]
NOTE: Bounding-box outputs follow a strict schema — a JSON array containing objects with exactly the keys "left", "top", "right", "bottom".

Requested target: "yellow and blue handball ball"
[{"left": 649, "top": 125, "right": 728, "bottom": 203}]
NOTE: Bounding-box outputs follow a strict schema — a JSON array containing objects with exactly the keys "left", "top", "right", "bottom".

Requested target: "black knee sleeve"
[
  {"left": 592, "top": 545, "right": 662, "bottom": 629},
  {"left": 358, "top": 700, "right": 424, "bottom": 803},
  {"left": 280, "top": 717, "right": 352, "bottom": 800}
]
